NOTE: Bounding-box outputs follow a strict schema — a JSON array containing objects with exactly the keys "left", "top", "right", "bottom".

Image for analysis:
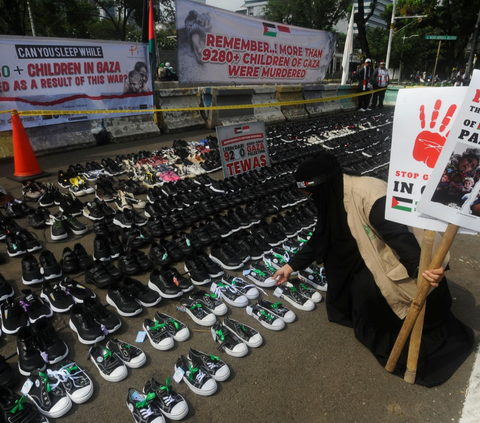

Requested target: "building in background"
[
  {"left": 336, "top": 0, "right": 392, "bottom": 33},
  {"left": 236, "top": 0, "right": 267, "bottom": 17}
]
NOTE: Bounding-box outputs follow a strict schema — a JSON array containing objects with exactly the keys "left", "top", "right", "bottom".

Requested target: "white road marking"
[{"left": 459, "top": 343, "right": 480, "bottom": 423}]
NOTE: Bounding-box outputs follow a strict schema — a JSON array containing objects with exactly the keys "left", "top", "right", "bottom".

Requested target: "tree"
[
  {"left": 264, "top": 0, "right": 350, "bottom": 32},
  {"left": 354, "top": 0, "right": 378, "bottom": 58}
]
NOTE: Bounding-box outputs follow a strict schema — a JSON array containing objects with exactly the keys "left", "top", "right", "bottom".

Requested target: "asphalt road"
[{"left": 0, "top": 123, "right": 479, "bottom": 423}]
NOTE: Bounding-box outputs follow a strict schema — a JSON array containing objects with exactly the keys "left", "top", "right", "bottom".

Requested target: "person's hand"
[
  {"left": 274, "top": 264, "right": 294, "bottom": 286},
  {"left": 422, "top": 267, "right": 445, "bottom": 288}
]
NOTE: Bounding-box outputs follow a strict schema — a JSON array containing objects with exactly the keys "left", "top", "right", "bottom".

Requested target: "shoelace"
[
  {"left": 158, "top": 378, "right": 175, "bottom": 406},
  {"left": 149, "top": 321, "right": 166, "bottom": 332},
  {"left": 260, "top": 309, "right": 275, "bottom": 321},
  {"left": 47, "top": 364, "right": 83, "bottom": 389},
  {"left": 188, "top": 365, "right": 206, "bottom": 383}
]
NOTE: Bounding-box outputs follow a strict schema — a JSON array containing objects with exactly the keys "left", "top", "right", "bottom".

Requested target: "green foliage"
[{"left": 264, "top": 0, "right": 350, "bottom": 31}]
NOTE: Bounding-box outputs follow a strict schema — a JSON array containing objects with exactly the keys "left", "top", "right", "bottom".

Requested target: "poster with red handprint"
[
  {"left": 386, "top": 87, "right": 469, "bottom": 231},
  {"left": 418, "top": 69, "right": 480, "bottom": 232}
]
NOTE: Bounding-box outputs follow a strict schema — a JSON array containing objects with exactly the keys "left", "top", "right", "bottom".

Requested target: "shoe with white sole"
[
  {"left": 257, "top": 298, "right": 296, "bottom": 323},
  {"left": 244, "top": 262, "right": 278, "bottom": 288},
  {"left": 298, "top": 267, "right": 328, "bottom": 292},
  {"left": 276, "top": 282, "right": 315, "bottom": 311},
  {"left": 126, "top": 387, "right": 165, "bottom": 423},
  {"left": 47, "top": 359, "right": 94, "bottom": 404},
  {"left": 106, "top": 281, "right": 142, "bottom": 317},
  {"left": 107, "top": 338, "right": 146, "bottom": 368},
  {"left": 211, "top": 321, "right": 249, "bottom": 357},
  {"left": 179, "top": 298, "right": 216, "bottom": 327},
  {"left": 221, "top": 274, "right": 260, "bottom": 300},
  {"left": 246, "top": 303, "right": 285, "bottom": 331},
  {"left": 174, "top": 355, "right": 217, "bottom": 396},
  {"left": 188, "top": 348, "right": 230, "bottom": 382},
  {"left": 154, "top": 312, "right": 190, "bottom": 342},
  {"left": 289, "top": 278, "right": 323, "bottom": 303},
  {"left": 88, "top": 344, "right": 128, "bottom": 382},
  {"left": 188, "top": 290, "right": 227, "bottom": 316},
  {"left": 143, "top": 318, "right": 174, "bottom": 351},
  {"left": 210, "top": 281, "right": 249, "bottom": 308},
  {"left": 222, "top": 316, "right": 263, "bottom": 348},
  {"left": 143, "top": 377, "right": 189, "bottom": 421}
]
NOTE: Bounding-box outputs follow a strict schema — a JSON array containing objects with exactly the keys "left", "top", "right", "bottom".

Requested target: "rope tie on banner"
[{"left": 0, "top": 88, "right": 387, "bottom": 116}]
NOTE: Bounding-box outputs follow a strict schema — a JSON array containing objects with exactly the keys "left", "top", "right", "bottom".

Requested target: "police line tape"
[{"left": 0, "top": 88, "right": 387, "bottom": 116}]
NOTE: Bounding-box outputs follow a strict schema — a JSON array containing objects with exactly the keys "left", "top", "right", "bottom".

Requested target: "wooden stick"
[
  {"left": 385, "top": 223, "right": 459, "bottom": 373},
  {"left": 404, "top": 229, "right": 435, "bottom": 384}
]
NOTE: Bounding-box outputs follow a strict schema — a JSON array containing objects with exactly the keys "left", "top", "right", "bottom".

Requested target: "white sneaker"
[
  {"left": 358, "top": 108, "right": 366, "bottom": 112},
  {"left": 366, "top": 107, "right": 371, "bottom": 111}
]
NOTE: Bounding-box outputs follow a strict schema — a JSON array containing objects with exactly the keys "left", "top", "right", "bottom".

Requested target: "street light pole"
[
  {"left": 385, "top": 0, "right": 397, "bottom": 70},
  {"left": 398, "top": 34, "right": 419, "bottom": 83}
]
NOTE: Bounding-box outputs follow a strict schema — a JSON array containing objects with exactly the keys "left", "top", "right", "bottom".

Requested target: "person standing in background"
[
  {"left": 357, "top": 58, "right": 372, "bottom": 112},
  {"left": 371, "top": 60, "right": 389, "bottom": 109}
]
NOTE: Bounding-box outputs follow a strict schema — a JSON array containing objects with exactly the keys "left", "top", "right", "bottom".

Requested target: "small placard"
[
  {"left": 173, "top": 367, "right": 185, "bottom": 383},
  {"left": 245, "top": 305, "right": 253, "bottom": 316},
  {"left": 242, "top": 269, "right": 251, "bottom": 276},
  {"left": 21, "top": 379, "right": 33, "bottom": 395},
  {"left": 210, "top": 282, "right": 218, "bottom": 293},
  {"left": 273, "top": 287, "right": 283, "bottom": 298},
  {"left": 135, "top": 331, "right": 146, "bottom": 342},
  {"left": 176, "top": 305, "right": 186, "bottom": 313}
]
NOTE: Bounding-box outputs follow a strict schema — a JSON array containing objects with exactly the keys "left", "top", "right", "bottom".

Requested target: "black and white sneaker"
[
  {"left": 5, "top": 233, "right": 27, "bottom": 257},
  {"left": 41, "top": 281, "right": 75, "bottom": 313},
  {"left": 184, "top": 255, "right": 211, "bottom": 286},
  {"left": 263, "top": 251, "right": 290, "bottom": 271},
  {"left": 106, "top": 281, "right": 142, "bottom": 317},
  {"left": 50, "top": 217, "right": 68, "bottom": 241},
  {"left": 62, "top": 214, "right": 88, "bottom": 235},
  {"left": 106, "top": 338, "right": 146, "bottom": 369},
  {"left": 210, "top": 281, "right": 249, "bottom": 308},
  {"left": 154, "top": 312, "right": 190, "bottom": 342},
  {"left": 209, "top": 241, "right": 244, "bottom": 270},
  {"left": 298, "top": 267, "right": 328, "bottom": 292},
  {"left": 59, "top": 277, "right": 96, "bottom": 303},
  {"left": 143, "top": 318, "right": 174, "bottom": 351},
  {"left": 188, "top": 290, "right": 227, "bottom": 316},
  {"left": 244, "top": 262, "right": 278, "bottom": 288},
  {"left": 126, "top": 387, "right": 165, "bottom": 423},
  {"left": 0, "top": 273, "right": 14, "bottom": 302},
  {"left": 179, "top": 298, "right": 216, "bottom": 327},
  {"left": 0, "top": 388, "right": 48, "bottom": 422},
  {"left": 246, "top": 303, "right": 285, "bottom": 330},
  {"left": 34, "top": 317, "right": 69, "bottom": 365},
  {"left": 88, "top": 344, "right": 128, "bottom": 382},
  {"left": 47, "top": 359, "right": 94, "bottom": 404},
  {"left": 16, "top": 326, "right": 46, "bottom": 376},
  {"left": 39, "top": 250, "right": 62, "bottom": 280},
  {"left": 17, "top": 230, "right": 42, "bottom": 253},
  {"left": 174, "top": 355, "right": 217, "bottom": 396},
  {"left": 122, "top": 276, "right": 161, "bottom": 307},
  {"left": 289, "top": 278, "right": 323, "bottom": 303},
  {"left": 27, "top": 369, "right": 72, "bottom": 419},
  {"left": 276, "top": 282, "right": 315, "bottom": 311},
  {"left": 257, "top": 298, "right": 296, "bottom": 323},
  {"left": 223, "top": 316, "right": 263, "bottom": 348},
  {"left": 210, "top": 321, "right": 249, "bottom": 357},
  {"left": 69, "top": 303, "right": 106, "bottom": 345},
  {"left": 187, "top": 348, "right": 230, "bottom": 382},
  {"left": 1, "top": 298, "right": 28, "bottom": 335},
  {"left": 221, "top": 275, "right": 260, "bottom": 300},
  {"left": 20, "top": 289, "right": 53, "bottom": 323},
  {"left": 143, "top": 377, "right": 189, "bottom": 421},
  {"left": 22, "top": 254, "right": 44, "bottom": 285},
  {"left": 83, "top": 297, "right": 122, "bottom": 334}
]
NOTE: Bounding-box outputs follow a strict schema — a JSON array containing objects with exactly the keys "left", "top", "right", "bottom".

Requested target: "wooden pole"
[
  {"left": 404, "top": 229, "right": 435, "bottom": 384},
  {"left": 385, "top": 224, "right": 459, "bottom": 373}
]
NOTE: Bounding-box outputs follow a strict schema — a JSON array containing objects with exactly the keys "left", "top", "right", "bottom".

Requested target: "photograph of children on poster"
[
  {"left": 418, "top": 69, "right": 480, "bottom": 232},
  {"left": 386, "top": 87, "right": 467, "bottom": 231}
]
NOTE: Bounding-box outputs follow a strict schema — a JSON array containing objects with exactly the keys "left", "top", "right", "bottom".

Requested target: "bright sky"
[{"left": 206, "top": 0, "right": 245, "bottom": 12}]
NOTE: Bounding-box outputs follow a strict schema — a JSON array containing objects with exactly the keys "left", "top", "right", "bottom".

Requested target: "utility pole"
[
  {"left": 385, "top": 0, "right": 397, "bottom": 70},
  {"left": 27, "top": 0, "right": 36, "bottom": 37},
  {"left": 467, "top": 7, "right": 480, "bottom": 75}
]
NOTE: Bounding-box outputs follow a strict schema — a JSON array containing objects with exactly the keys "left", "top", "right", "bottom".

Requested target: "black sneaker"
[
  {"left": 82, "top": 201, "right": 106, "bottom": 220},
  {"left": 34, "top": 317, "right": 69, "bottom": 365},
  {"left": 107, "top": 230, "right": 124, "bottom": 258},
  {"left": 179, "top": 298, "right": 216, "bottom": 327},
  {"left": 48, "top": 359, "right": 94, "bottom": 404},
  {"left": 154, "top": 311, "right": 190, "bottom": 342},
  {"left": 106, "top": 338, "right": 146, "bottom": 368},
  {"left": 50, "top": 217, "right": 68, "bottom": 241},
  {"left": 5, "top": 233, "right": 27, "bottom": 257},
  {"left": 223, "top": 315, "right": 263, "bottom": 348},
  {"left": 16, "top": 326, "right": 46, "bottom": 376},
  {"left": 209, "top": 241, "right": 244, "bottom": 270},
  {"left": 27, "top": 369, "right": 72, "bottom": 419},
  {"left": 93, "top": 235, "right": 111, "bottom": 261},
  {"left": 69, "top": 303, "right": 106, "bottom": 345},
  {"left": 0, "top": 274, "right": 14, "bottom": 302},
  {"left": 289, "top": 278, "right": 323, "bottom": 303},
  {"left": 88, "top": 344, "right": 127, "bottom": 382},
  {"left": 85, "top": 262, "right": 113, "bottom": 289},
  {"left": 40, "top": 281, "right": 75, "bottom": 313},
  {"left": 122, "top": 276, "right": 161, "bottom": 307},
  {"left": 188, "top": 290, "right": 227, "bottom": 316},
  {"left": 22, "top": 254, "right": 44, "bottom": 285},
  {"left": 17, "top": 229, "right": 42, "bottom": 253},
  {"left": 1, "top": 298, "right": 28, "bottom": 335},
  {"left": 257, "top": 298, "right": 296, "bottom": 323},
  {"left": 196, "top": 251, "right": 224, "bottom": 278},
  {"left": 74, "top": 243, "right": 93, "bottom": 270},
  {"left": 27, "top": 208, "right": 47, "bottom": 229},
  {"left": 20, "top": 289, "right": 53, "bottom": 323},
  {"left": 102, "top": 260, "right": 124, "bottom": 281},
  {"left": 184, "top": 255, "right": 211, "bottom": 285},
  {"left": 143, "top": 377, "right": 189, "bottom": 420},
  {"left": 61, "top": 247, "right": 79, "bottom": 274},
  {"left": 131, "top": 248, "right": 153, "bottom": 272},
  {"left": 147, "top": 269, "right": 182, "bottom": 299},
  {"left": 0, "top": 387, "right": 48, "bottom": 422},
  {"left": 83, "top": 297, "right": 121, "bottom": 334},
  {"left": 59, "top": 277, "right": 96, "bottom": 303},
  {"left": 277, "top": 282, "right": 315, "bottom": 311},
  {"left": 106, "top": 281, "right": 142, "bottom": 317},
  {"left": 62, "top": 214, "right": 88, "bottom": 235},
  {"left": 188, "top": 348, "right": 230, "bottom": 382},
  {"left": 221, "top": 274, "right": 259, "bottom": 300},
  {"left": 245, "top": 302, "right": 285, "bottom": 330},
  {"left": 149, "top": 242, "right": 172, "bottom": 267},
  {"left": 174, "top": 355, "right": 217, "bottom": 396},
  {"left": 117, "top": 251, "right": 141, "bottom": 275},
  {"left": 126, "top": 387, "right": 164, "bottom": 423},
  {"left": 144, "top": 316, "right": 175, "bottom": 350},
  {"left": 113, "top": 210, "right": 134, "bottom": 228}
]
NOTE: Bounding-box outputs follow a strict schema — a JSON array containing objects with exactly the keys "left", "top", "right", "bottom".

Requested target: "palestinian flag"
[
  {"left": 263, "top": 22, "right": 291, "bottom": 37},
  {"left": 148, "top": 0, "right": 156, "bottom": 85},
  {"left": 391, "top": 196, "right": 413, "bottom": 212},
  {"left": 234, "top": 125, "right": 250, "bottom": 134}
]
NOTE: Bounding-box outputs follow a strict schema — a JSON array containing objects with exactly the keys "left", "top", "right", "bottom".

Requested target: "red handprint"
[{"left": 412, "top": 100, "right": 457, "bottom": 168}]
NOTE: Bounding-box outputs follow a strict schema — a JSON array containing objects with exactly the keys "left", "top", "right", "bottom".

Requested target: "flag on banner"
[
  {"left": 341, "top": 7, "right": 355, "bottom": 85},
  {"left": 263, "top": 22, "right": 291, "bottom": 37},
  {"left": 234, "top": 126, "right": 250, "bottom": 134},
  {"left": 148, "top": 0, "right": 156, "bottom": 84},
  {"left": 391, "top": 196, "right": 413, "bottom": 212}
]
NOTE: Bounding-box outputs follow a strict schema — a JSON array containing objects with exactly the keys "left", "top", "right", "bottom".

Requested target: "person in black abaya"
[{"left": 273, "top": 152, "right": 474, "bottom": 387}]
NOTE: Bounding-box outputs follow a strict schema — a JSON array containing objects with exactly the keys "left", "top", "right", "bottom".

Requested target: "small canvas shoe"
[
  {"left": 222, "top": 316, "right": 263, "bottom": 348},
  {"left": 289, "top": 278, "right": 323, "bottom": 303},
  {"left": 143, "top": 318, "right": 174, "bottom": 351},
  {"left": 174, "top": 355, "right": 217, "bottom": 396},
  {"left": 246, "top": 303, "right": 286, "bottom": 331},
  {"left": 0, "top": 387, "right": 48, "bottom": 422},
  {"left": 210, "top": 321, "right": 249, "bottom": 357},
  {"left": 47, "top": 359, "right": 94, "bottom": 404},
  {"left": 107, "top": 338, "right": 146, "bottom": 368},
  {"left": 88, "top": 344, "right": 128, "bottom": 383},
  {"left": 187, "top": 290, "right": 227, "bottom": 316},
  {"left": 154, "top": 312, "right": 190, "bottom": 342},
  {"left": 143, "top": 377, "right": 188, "bottom": 421},
  {"left": 187, "top": 348, "right": 230, "bottom": 382},
  {"left": 210, "top": 281, "right": 249, "bottom": 308},
  {"left": 257, "top": 298, "right": 296, "bottom": 323},
  {"left": 221, "top": 275, "right": 260, "bottom": 300},
  {"left": 179, "top": 298, "right": 216, "bottom": 327},
  {"left": 277, "top": 282, "right": 316, "bottom": 311},
  {"left": 126, "top": 387, "right": 165, "bottom": 423}
]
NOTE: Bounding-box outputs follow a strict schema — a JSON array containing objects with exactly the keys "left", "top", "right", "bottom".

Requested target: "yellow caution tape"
[{"left": 0, "top": 88, "right": 387, "bottom": 116}]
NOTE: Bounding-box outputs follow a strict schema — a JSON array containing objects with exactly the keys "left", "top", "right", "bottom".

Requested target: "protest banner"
[
  {"left": 0, "top": 36, "right": 153, "bottom": 130},
  {"left": 418, "top": 69, "right": 480, "bottom": 232},
  {"left": 175, "top": 0, "right": 336, "bottom": 84},
  {"left": 217, "top": 121, "right": 269, "bottom": 178},
  {"left": 386, "top": 87, "right": 473, "bottom": 231}
]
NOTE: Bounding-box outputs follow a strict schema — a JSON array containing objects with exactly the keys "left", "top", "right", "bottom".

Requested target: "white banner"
[
  {"left": 175, "top": 0, "right": 336, "bottom": 84},
  {"left": 386, "top": 87, "right": 470, "bottom": 231},
  {"left": 0, "top": 35, "right": 153, "bottom": 130},
  {"left": 418, "top": 69, "right": 480, "bottom": 232}
]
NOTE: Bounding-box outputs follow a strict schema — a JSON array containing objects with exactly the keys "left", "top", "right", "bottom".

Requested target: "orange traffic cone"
[{"left": 10, "top": 110, "right": 49, "bottom": 181}]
